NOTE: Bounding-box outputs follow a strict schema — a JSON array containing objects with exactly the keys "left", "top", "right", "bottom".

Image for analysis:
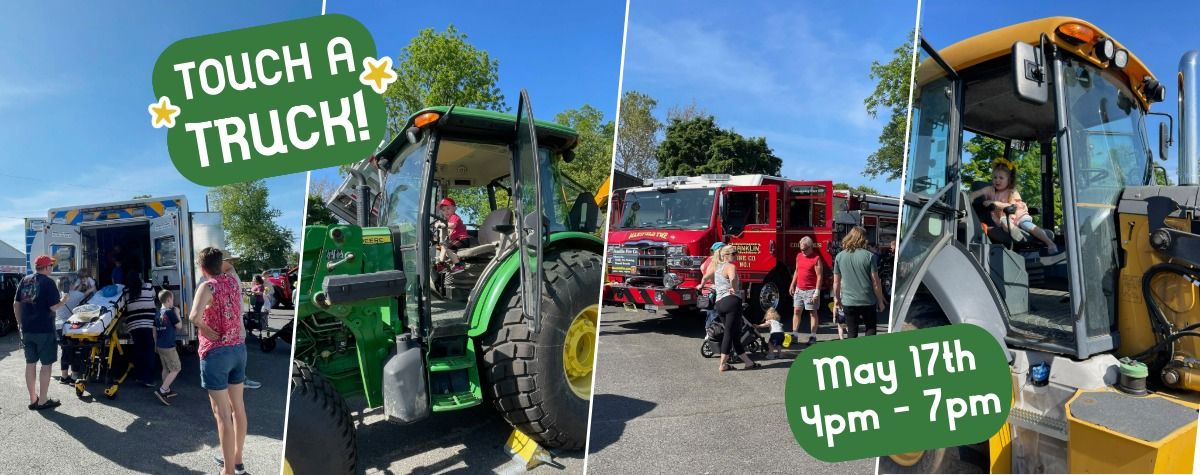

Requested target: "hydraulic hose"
[{"left": 1133, "top": 263, "right": 1200, "bottom": 369}]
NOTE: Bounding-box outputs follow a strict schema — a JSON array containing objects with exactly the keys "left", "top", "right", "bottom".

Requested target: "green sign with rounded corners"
[
  {"left": 785, "top": 324, "right": 1012, "bottom": 462},
  {"left": 151, "top": 14, "right": 388, "bottom": 185}
]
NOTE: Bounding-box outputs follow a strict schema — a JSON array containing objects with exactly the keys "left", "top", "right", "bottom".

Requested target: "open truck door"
[
  {"left": 45, "top": 223, "right": 81, "bottom": 277},
  {"left": 512, "top": 89, "right": 545, "bottom": 331},
  {"left": 149, "top": 211, "right": 182, "bottom": 304},
  {"left": 891, "top": 38, "right": 963, "bottom": 327},
  {"left": 24, "top": 218, "right": 47, "bottom": 274}
]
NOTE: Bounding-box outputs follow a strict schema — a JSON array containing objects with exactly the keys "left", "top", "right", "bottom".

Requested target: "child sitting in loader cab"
[{"left": 968, "top": 158, "right": 1059, "bottom": 254}]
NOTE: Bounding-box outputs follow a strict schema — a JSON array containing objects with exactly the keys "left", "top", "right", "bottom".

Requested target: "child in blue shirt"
[{"left": 154, "top": 290, "right": 183, "bottom": 405}]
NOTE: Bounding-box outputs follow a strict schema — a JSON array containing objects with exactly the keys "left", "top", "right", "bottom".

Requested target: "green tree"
[
  {"left": 305, "top": 192, "right": 340, "bottom": 226},
  {"left": 656, "top": 116, "right": 782, "bottom": 176},
  {"left": 556, "top": 104, "right": 614, "bottom": 194},
  {"left": 864, "top": 33, "right": 916, "bottom": 180},
  {"left": 387, "top": 25, "right": 506, "bottom": 137},
  {"left": 833, "top": 183, "right": 881, "bottom": 194},
  {"left": 615, "top": 91, "right": 660, "bottom": 179},
  {"left": 209, "top": 180, "right": 295, "bottom": 275}
]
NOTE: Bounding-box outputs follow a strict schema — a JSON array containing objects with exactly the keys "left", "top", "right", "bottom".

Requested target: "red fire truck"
[
  {"left": 830, "top": 190, "right": 899, "bottom": 293},
  {"left": 604, "top": 174, "right": 835, "bottom": 321}
]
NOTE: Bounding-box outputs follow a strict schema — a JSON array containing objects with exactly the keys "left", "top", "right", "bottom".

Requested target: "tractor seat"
[{"left": 455, "top": 209, "right": 514, "bottom": 261}]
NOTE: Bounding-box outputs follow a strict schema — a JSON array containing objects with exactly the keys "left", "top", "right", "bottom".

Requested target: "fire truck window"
[
  {"left": 787, "top": 199, "right": 826, "bottom": 229},
  {"left": 726, "top": 192, "right": 766, "bottom": 231}
]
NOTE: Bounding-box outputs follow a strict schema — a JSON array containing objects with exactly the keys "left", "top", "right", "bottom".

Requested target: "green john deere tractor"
[{"left": 284, "top": 91, "right": 604, "bottom": 474}]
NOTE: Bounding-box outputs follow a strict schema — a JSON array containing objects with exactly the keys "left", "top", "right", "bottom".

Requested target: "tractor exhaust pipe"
[{"left": 1178, "top": 51, "right": 1200, "bottom": 185}]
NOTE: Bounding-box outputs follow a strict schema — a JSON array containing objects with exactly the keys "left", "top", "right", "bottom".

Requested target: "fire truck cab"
[{"left": 604, "top": 174, "right": 835, "bottom": 321}]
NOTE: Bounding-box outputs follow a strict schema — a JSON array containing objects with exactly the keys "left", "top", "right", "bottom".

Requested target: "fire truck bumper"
[{"left": 604, "top": 284, "right": 697, "bottom": 311}]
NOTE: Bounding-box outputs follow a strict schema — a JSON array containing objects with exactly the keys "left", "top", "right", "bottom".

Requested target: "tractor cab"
[{"left": 895, "top": 17, "right": 1162, "bottom": 359}]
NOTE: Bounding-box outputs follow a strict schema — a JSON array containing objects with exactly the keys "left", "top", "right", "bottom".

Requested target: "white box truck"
[{"left": 24, "top": 195, "right": 223, "bottom": 348}]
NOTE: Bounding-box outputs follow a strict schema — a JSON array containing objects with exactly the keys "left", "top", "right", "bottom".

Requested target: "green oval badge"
[
  {"left": 785, "top": 324, "right": 1012, "bottom": 462},
  {"left": 151, "top": 14, "right": 389, "bottom": 185}
]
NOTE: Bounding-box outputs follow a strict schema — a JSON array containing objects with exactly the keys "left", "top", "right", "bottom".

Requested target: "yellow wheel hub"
[
  {"left": 890, "top": 451, "right": 924, "bottom": 467},
  {"left": 563, "top": 304, "right": 598, "bottom": 399}
]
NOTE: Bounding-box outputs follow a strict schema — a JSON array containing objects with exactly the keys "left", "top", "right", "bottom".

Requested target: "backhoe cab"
[{"left": 889, "top": 17, "right": 1200, "bottom": 473}]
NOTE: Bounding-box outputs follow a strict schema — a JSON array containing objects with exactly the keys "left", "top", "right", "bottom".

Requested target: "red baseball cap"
[
  {"left": 34, "top": 255, "right": 55, "bottom": 268},
  {"left": 438, "top": 197, "right": 456, "bottom": 207}
]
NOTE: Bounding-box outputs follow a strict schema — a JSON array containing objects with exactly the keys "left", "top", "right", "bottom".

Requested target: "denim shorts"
[
  {"left": 200, "top": 344, "right": 247, "bottom": 390},
  {"left": 23, "top": 332, "right": 57, "bottom": 365}
]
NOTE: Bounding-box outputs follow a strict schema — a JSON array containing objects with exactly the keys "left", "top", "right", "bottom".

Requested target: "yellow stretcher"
[{"left": 62, "top": 285, "right": 133, "bottom": 400}]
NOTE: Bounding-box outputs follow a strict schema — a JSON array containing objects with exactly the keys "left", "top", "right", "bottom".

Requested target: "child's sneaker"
[
  {"left": 808, "top": 335, "right": 817, "bottom": 345},
  {"left": 163, "top": 389, "right": 178, "bottom": 398},
  {"left": 154, "top": 389, "right": 171, "bottom": 406}
]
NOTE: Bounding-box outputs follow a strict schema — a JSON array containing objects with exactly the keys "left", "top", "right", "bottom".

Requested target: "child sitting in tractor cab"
[
  {"left": 969, "top": 159, "right": 1059, "bottom": 254},
  {"left": 435, "top": 197, "right": 468, "bottom": 275}
]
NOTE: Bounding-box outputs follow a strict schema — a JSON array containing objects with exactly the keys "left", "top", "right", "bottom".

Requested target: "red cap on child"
[{"left": 438, "top": 197, "right": 456, "bottom": 207}]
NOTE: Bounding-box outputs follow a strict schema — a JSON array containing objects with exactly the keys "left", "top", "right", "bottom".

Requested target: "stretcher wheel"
[{"left": 104, "top": 384, "right": 119, "bottom": 399}]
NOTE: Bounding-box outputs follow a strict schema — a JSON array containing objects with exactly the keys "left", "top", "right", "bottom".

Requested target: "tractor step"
[
  {"left": 430, "top": 390, "right": 483, "bottom": 411},
  {"left": 426, "top": 337, "right": 483, "bottom": 413},
  {"left": 428, "top": 355, "right": 476, "bottom": 372}
]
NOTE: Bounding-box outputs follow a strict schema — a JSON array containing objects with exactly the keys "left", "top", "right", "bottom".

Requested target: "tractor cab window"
[{"left": 1062, "top": 56, "right": 1152, "bottom": 339}]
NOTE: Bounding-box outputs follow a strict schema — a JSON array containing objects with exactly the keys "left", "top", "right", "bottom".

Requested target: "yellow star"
[
  {"left": 148, "top": 96, "right": 181, "bottom": 129},
  {"left": 360, "top": 56, "right": 397, "bottom": 94}
]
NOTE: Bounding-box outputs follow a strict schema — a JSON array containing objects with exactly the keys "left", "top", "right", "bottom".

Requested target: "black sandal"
[
  {"left": 36, "top": 399, "right": 61, "bottom": 410},
  {"left": 746, "top": 362, "right": 762, "bottom": 369},
  {"left": 720, "top": 363, "right": 738, "bottom": 372}
]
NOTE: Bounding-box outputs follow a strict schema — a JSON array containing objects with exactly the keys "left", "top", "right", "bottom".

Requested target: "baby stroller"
[
  {"left": 700, "top": 313, "right": 767, "bottom": 358},
  {"left": 62, "top": 284, "right": 133, "bottom": 400},
  {"left": 243, "top": 289, "right": 278, "bottom": 352}
]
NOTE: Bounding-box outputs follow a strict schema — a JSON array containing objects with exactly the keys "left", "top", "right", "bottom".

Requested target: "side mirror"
[
  {"left": 405, "top": 126, "right": 421, "bottom": 144},
  {"left": 1160, "top": 121, "right": 1170, "bottom": 161},
  {"left": 1012, "top": 41, "right": 1048, "bottom": 105},
  {"left": 562, "top": 149, "right": 576, "bottom": 163}
]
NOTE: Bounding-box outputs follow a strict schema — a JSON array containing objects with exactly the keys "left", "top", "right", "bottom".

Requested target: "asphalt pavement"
[
  {"left": 0, "top": 309, "right": 292, "bottom": 474},
  {"left": 585, "top": 305, "right": 886, "bottom": 474},
  {"left": 347, "top": 388, "right": 584, "bottom": 474}
]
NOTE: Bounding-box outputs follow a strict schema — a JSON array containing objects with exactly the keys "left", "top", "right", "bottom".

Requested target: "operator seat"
[
  {"left": 443, "top": 209, "right": 514, "bottom": 301},
  {"left": 455, "top": 209, "right": 514, "bottom": 260},
  {"left": 568, "top": 192, "right": 600, "bottom": 233}
]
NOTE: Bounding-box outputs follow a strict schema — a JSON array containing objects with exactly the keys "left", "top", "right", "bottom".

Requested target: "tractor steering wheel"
[{"left": 1077, "top": 168, "right": 1110, "bottom": 186}]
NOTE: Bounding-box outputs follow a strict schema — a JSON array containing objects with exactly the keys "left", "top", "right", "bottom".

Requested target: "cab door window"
[{"left": 725, "top": 191, "right": 767, "bottom": 233}]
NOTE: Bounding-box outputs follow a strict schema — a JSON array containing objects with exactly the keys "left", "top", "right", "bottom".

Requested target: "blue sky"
[
  {"left": 921, "top": 0, "right": 1200, "bottom": 180},
  {"left": 0, "top": 1, "right": 318, "bottom": 253},
  {"left": 308, "top": 0, "right": 626, "bottom": 196},
  {"left": 621, "top": 0, "right": 920, "bottom": 193}
]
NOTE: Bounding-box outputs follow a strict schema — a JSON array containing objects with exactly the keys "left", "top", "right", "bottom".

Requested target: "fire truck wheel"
[
  {"left": 285, "top": 361, "right": 356, "bottom": 475},
  {"left": 480, "top": 248, "right": 601, "bottom": 450},
  {"left": 746, "top": 269, "right": 790, "bottom": 324}
]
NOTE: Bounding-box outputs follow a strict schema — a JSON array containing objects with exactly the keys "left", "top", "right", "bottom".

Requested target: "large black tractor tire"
[
  {"left": 479, "top": 248, "right": 601, "bottom": 450},
  {"left": 284, "top": 361, "right": 356, "bottom": 475}
]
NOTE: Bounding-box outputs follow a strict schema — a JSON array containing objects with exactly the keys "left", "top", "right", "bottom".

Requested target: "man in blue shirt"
[{"left": 15, "top": 255, "right": 70, "bottom": 410}]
